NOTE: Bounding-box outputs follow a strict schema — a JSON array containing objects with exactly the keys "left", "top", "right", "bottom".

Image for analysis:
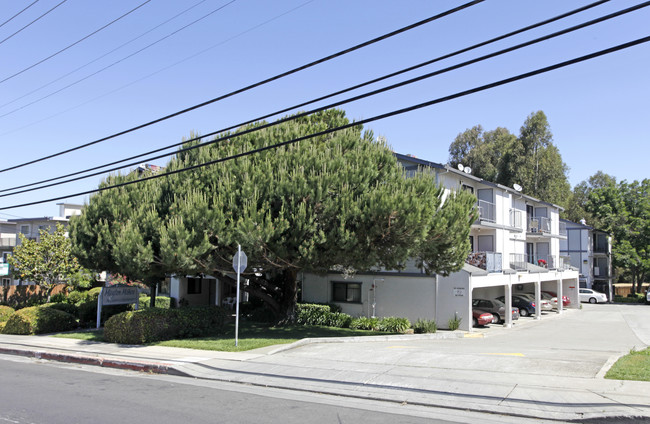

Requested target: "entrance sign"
[
  {"left": 97, "top": 286, "right": 140, "bottom": 328},
  {"left": 233, "top": 245, "right": 247, "bottom": 347},
  {"left": 0, "top": 264, "right": 8, "bottom": 276}
]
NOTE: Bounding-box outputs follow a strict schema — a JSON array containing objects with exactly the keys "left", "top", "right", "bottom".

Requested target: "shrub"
[
  {"left": 49, "top": 293, "right": 67, "bottom": 304},
  {"left": 0, "top": 305, "right": 15, "bottom": 323},
  {"left": 78, "top": 300, "right": 130, "bottom": 326},
  {"left": 42, "top": 302, "right": 79, "bottom": 318},
  {"left": 1, "top": 306, "right": 77, "bottom": 335},
  {"left": 296, "top": 303, "right": 347, "bottom": 326},
  {"left": 349, "top": 316, "right": 378, "bottom": 330},
  {"left": 104, "top": 306, "right": 229, "bottom": 344},
  {"left": 136, "top": 295, "right": 171, "bottom": 309},
  {"left": 413, "top": 318, "right": 437, "bottom": 334},
  {"left": 87, "top": 287, "right": 103, "bottom": 302},
  {"left": 0, "top": 322, "right": 5, "bottom": 332},
  {"left": 377, "top": 317, "right": 411, "bottom": 333},
  {"left": 448, "top": 313, "right": 462, "bottom": 331},
  {"left": 67, "top": 290, "right": 89, "bottom": 305},
  {"left": 326, "top": 312, "right": 352, "bottom": 328}
]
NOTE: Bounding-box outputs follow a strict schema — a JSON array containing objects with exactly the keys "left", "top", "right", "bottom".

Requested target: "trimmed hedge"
[
  {"left": 42, "top": 302, "right": 79, "bottom": 318},
  {"left": 296, "top": 303, "right": 350, "bottom": 327},
  {"left": 1, "top": 306, "right": 77, "bottom": 335},
  {"left": 136, "top": 295, "right": 171, "bottom": 309},
  {"left": 0, "top": 305, "right": 15, "bottom": 323},
  {"left": 104, "top": 306, "right": 228, "bottom": 344},
  {"left": 67, "top": 290, "right": 89, "bottom": 305}
]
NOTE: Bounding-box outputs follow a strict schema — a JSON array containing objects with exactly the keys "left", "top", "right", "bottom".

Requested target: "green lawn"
[
  {"left": 605, "top": 347, "right": 650, "bottom": 381},
  {"left": 52, "top": 322, "right": 387, "bottom": 352}
]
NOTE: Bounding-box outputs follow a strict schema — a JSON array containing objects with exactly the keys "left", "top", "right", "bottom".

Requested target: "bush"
[
  {"left": 104, "top": 306, "right": 228, "bottom": 344},
  {"left": 67, "top": 290, "right": 89, "bottom": 305},
  {"left": 349, "top": 316, "right": 378, "bottom": 330},
  {"left": 0, "top": 305, "right": 15, "bottom": 323},
  {"left": 413, "top": 318, "right": 437, "bottom": 334},
  {"left": 87, "top": 287, "right": 103, "bottom": 302},
  {"left": 136, "top": 295, "right": 171, "bottom": 309},
  {"left": 42, "top": 302, "right": 79, "bottom": 318},
  {"left": 78, "top": 300, "right": 130, "bottom": 326},
  {"left": 377, "top": 317, "right": 411, "bottom": 333},
  {"left": 296, "top": 303, "right": 347, "bottom": 326},
  {"left": 1, "top": 306, "right": 77, "bottom": 335},
  {"left": 448, "top": 313, "right": 462, "bottom": 331},
  {"left": 49, "top": 293, "right": 67, "bottom": 304},
  {"left": 614, "top": 295, "right": 645, "bottom": 304},
  {"left": 326, "top": 312, "right": 352, "bottom": 328}
]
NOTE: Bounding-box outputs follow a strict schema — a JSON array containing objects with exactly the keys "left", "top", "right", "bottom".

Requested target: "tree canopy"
[
  {"left": 448, "top": 111, "right": 571, "bottom": 206},
  {"left": 8, "top": 223, "right": 81, "bottom": 302},
  {"left": 71, "top": 109, "right": 477, "bottom": 321}
]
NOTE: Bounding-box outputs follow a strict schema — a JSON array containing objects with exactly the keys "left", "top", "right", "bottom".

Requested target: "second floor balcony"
[
  {"left": 528, "top": 217, "right": 551, "bottom": 234},
  {"left": 509, "top": 253, "right": 574, "bottom": 271},
  {"left": 0, "top": 237, "right": 16, "bottom": 248},
  {"left": 466, "top": 251, "right": 502, "bottom": 273},
  {"left": 477, "top": 200, "right": 496, "bottom": 223}
]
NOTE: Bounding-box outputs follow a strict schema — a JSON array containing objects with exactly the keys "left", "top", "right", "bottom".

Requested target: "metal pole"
[{"left": 235, "top": 244, "right": 241, "bottom": 347}]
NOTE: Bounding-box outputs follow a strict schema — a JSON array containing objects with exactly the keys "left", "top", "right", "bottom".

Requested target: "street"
[{"left": 0, "top": 355, "right": 479, "bottom": 424}]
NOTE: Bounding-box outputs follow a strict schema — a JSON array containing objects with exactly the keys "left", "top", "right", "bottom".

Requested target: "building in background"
[{"left": 559, "top": 218, "right": 613, "bottom": 300}]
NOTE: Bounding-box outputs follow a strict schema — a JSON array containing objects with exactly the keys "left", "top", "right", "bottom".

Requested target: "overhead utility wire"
[
  {"left": 2, "top": 34, "right": 649, "bottom": 212},
  {"left": 2, "top": 0, "right": 637, "bottom": 196},
  {"left": 0, "top": 0, "right": 66, "bottom": 46},
  {"left": 0, "top": 0, "right": 317, "bottom": 137},
  {"left": 0, "top": 0, "right": 238, "bottom": 117},
  {"left": 0, "top": 0, "right": 607, "bottom": 118},
  {"left": 0, "top": 0, "right": 484, "bottom": 174},
  {"left": 0, "top": 0, "right": 41, "bottom": 30},
  {"left": 0, "top": 0, "right": 152, "bottom": 85},
  {"left": 0, "top": 0, "right": 212, "bottom": 111}
]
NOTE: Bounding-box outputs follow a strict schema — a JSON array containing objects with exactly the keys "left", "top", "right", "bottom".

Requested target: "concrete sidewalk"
[{"left": 1, "top": 305, "right": 649, "bottom": 422}]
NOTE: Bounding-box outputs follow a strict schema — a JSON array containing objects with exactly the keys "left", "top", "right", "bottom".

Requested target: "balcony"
[
  {"left": 509, "top": 253, "right": 564, "bottom": 271},
  {"left": 477, "top": 200, "right": 496, "bottom": 223},
  {"left": 509, "top": 208, "right": 523, "bottom": 229},
  {"left": 0, "top": 237, "right": 16, "bottom": 248},
  {"left": 466, "top": 251, "right": 502, "bottom": 273},
  {"left": 528, "top": 217, "right": 551, "bottom": 234}
]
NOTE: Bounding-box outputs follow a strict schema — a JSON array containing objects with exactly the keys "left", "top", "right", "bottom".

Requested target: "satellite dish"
[
  {"left": 513, "top": 184, "right": 522, "bottom": 192},
  {"left": 464, "top": 166, "right": 472, "bottom": 174},
  {"left": 457, "top": 164, "right": 464, "bottom": 172}
]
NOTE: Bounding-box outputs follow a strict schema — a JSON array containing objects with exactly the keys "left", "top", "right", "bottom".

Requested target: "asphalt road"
[{"left": 0, "top": 356, "right": 463, "bottom": 424}]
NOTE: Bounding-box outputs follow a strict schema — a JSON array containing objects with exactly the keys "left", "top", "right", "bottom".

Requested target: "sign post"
[{"left": 232, "top": 245, "right": 247, "bottom": 347}]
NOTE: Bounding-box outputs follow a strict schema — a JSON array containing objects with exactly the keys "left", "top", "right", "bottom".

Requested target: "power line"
[
  {"left": 0, "top": 0, "right": 66, "bottom": 46},
  {"left": 0, "top": 0, "right": 484, "bottom": 174},
  {"left": 0, "top": 0, "right": 41, "bottom": 30},
  {"left": 0, "top": 0, "right": 212, "bottom": 111},
  {"left": 0, "top": 0, "right": 238, "bottom": 118},
  {"left": 2, "top": 34, "right": 648, "bottom": 212},
  {"left": 0, "top": 0, "right": 152, "bottom": 85},
  {"left": 0, "top": 0, "right": 316, "bottom": 138},
  {"left": 1, "top": 0, "right": 638, "bottom": 196}
]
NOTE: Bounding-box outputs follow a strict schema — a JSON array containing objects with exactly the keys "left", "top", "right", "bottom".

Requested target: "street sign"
[
  {"left": 0, "top": 264, "right": 8, "bottom": 276},
  {"left": 232, "top": 250, "right": 247, "bottom": 273}
]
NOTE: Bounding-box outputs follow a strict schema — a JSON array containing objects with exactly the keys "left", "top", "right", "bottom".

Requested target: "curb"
[{"left": 0, "top": 345, "right": 189, "bottom": 377}]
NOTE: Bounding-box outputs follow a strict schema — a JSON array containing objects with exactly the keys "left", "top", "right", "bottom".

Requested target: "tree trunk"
[
  {"left": 278, "top": 269, "right": 299, "bottom": 324},
  {"left": 149, "top": 281, "right": 157, "bottom": 308}
]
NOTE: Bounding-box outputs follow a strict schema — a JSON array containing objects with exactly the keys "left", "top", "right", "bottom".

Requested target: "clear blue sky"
[{"left": 0, "top": 0, "right": 648, "bottom": 219}]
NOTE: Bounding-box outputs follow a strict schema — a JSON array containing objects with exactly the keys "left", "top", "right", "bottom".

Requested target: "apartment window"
[
  {"left": 187, "top": 277, "right": 202, "bottom": 295},
  {"left": 1, "top": 252, "right": 9, "bottom": 263},
  {"left": 332, "top": 282, "right": 361, "bottom": 303},
  {"left": 462, "top": 184, "right": 474, "bottom": 194},
  {"left": 20, "top": 225, "right": 29, "bottom": 235}
]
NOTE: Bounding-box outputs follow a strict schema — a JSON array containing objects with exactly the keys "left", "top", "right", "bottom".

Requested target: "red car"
[
  {"left": 472, "top": 309, "right": 494, "bottom": 327},
  {"left": 543, "top": 291, "right": 571, "bottom": 307}
]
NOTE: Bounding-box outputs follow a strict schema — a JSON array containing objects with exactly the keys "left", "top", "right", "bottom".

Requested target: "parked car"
[
  {"left": 495, "top": 295, "right": 535, "bottom": 317},
  {"left": 517, "top": 293, "right": 553, "bottom": 311},
  {"left": 579, "top": 288, "right": 608, "bottom": 304},
  {"left": 472, "top": 298, "right": 519, "bottom": 324},
  {"left": 472, "top": 309, "right": 494, "bottom": 327},
  {"left": 543, "top": 291, "right": 571, "bottom": 308}
]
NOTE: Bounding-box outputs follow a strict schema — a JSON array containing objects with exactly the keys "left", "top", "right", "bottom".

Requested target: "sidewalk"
[{"left": 1, "top": 313, "right": 649, "bottom": 423}]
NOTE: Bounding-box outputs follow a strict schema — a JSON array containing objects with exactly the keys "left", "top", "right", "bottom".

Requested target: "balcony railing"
[
  {"left": 509, "top": 253, "right": 564, "bottom": 270},
  {"left": 0, "top": 237, "right": 16, "bottom": 248},
  {"left": 477, "top": 200, "right": 496, "bottom": 223},
  {"left": 528, "top": 217, "right": 551, "bottom": 234},
  {"left": 509, "top": 208, "right": 523, "bottom": 229},
  {"left": 466, "top": 251, "right": 502, "bottom": 273}
]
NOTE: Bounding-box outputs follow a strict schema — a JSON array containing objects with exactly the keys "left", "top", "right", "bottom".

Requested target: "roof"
[{"left": 394, "top": 152, "right": 565, "bottom": 211}]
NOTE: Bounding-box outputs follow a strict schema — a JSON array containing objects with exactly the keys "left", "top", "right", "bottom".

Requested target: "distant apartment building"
[
  {"left": 1, "top": 203, "right": 82, "bottom": 286},
  {"left": 559, "top": 218, "right": 613, "bottom": 300}
]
